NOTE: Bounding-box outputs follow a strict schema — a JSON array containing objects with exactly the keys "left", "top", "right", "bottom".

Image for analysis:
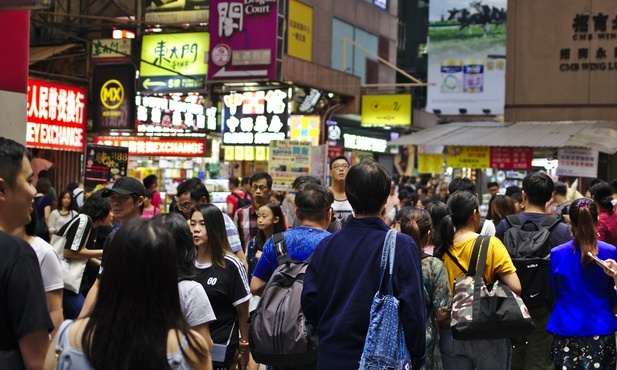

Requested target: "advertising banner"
[
  {"left": 490, "top": 147, "right": 533, "bottom": 169},
  {"left": 135, "top": 94, "right": 216, "bottom": 136},
  {"left": 288, "top": 0, "right": 313, "bottom": 62},
  {"left": 361, "top": 94, "right": 412, "bottom": 125},
  {"left": 556, "top": 147, "right": 598, "bottom": 178},
  {"left": 144, "top": 0, "right": 209, "bottom": 24},
  {"left": 92, "top": 63, "right": 136, "bottom": 131},
  {"left": 446, "top": 146, "right": 490, "bottom": 168},
  {"left": 139, "top": 32, "right": 209, "bottom": 92},
  {"left": 222, "top": 89, "right": 288, "bottom": 146},
  {"left": 26, "top": 78, "right": 87, "bottom": 152},
  {"left": 91, "top": 39, "right": 131, "bottom": 63},
  {"left": 84, "top": 144, "right": 129, "bottom": 191},
  {"left": 342, "top": 133, "right": 389, "bottom": 153},
  {"left": 427, "top": 0, "right": 507, "bottom": 115},
  {"left": 208, "top": 0, "right": 279, "bottom": 81},
  {"left": 93, "top": 136, "right": 206, "bottom": 157},
  {"left": 418, "top": 153, "right": 444, "bottom": 173},
  {"left": 269, "top": 140, "right": 311, "bottom": 192},
  {"left": 289, "top": 115, "right": 320, "bottom": 146}
]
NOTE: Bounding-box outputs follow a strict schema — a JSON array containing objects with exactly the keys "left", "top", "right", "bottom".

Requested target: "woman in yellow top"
[{"left": 434, "top": 190, "right": 521, "bottom": 370}]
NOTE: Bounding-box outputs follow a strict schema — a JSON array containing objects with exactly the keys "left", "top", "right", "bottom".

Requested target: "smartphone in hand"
[{"left": 587, "top": 252, "right": 617, "bottom": 275}]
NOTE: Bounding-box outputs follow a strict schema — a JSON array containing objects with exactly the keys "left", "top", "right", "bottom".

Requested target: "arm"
[
  {"left": 78, "top": 278, "right": 99, "bottom": 318},
  {"left": 19, "top": 330, "right": 50, "bottom": 370},
  {"left": 43, "top": 206, "right": 51, "bottom": 226},
  {"left": 301, "top": 255, "right": 320, "bottom": 327},
  {"left": 186, "top": 330, "right": 213, "bottom": 370},
  {"left": 499, "top": 272, "right": 522, "bottom": 295},
  {"left": 227, "top": 201, "right": 235, "bottom": 217},
  {"left": 64, "top": 248, "right": 103, "bottom": 259},
  {"left": 249, "top": 276, "right": 267, "bottom": 296},
  {"left": 234, "top": 249, "right": 248, "bottom": 272},
  {"left": 432, "top": 259, "right": 452, "bottom": 322},
  {"left": 45, "top": 289, "right": 63, "bottom": 338},
  {"left": 235, "top": 301, "right": 250, "bottom": 369},
  {"left": 192, "top": 323, "right": 213, "bottom": 350},
  {"left": 48, "top": 211, "right": 58, "bottom": 235}
]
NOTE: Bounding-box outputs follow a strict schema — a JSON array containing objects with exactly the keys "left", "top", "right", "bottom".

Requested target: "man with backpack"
[
  {"left": 226, "top": 176, "right": 252, "bottom": 217},
  {"left": 249, "top": 184, "right": 333, "bottom": 369},
  {"left": 495, "top": 172, "right": 572, "bottom": 370}
]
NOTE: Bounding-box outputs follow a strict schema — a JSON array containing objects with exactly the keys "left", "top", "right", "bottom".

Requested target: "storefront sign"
[
  {"left": 92, "top": 63, "right": 136, "bottom": 131},
  {"left": 418, "top": 154, "right": 444, "bottom": 173},
  {"left": 269, "top": 140, "right": 311, "bottom": 192},
  {"left": 139, "top": 32, "right": 209, "bottom": 92},
  {"left": 556, "top": 147, "right": 598, "bottom": 178},
  {"left": 84, "top": 144, "right": 129, "bottom": 191},
  {"left": 327, "top": 145, "right": 344, "bottom": 159},
  {"left": 289, "top": 115, "right": 320, "bottom": 146},
  {"left": 361, "top": 94, "right": 412, "bottom": 125},
  {"left": 224, "top": 145, "right": 269, "bottom": 161},
  {"left": 91, "top": 39, "right": 131, "bottom": 63},
  {"left": 144, "top": 0, "right": 209, "bottom": 24},
  {"left": 446, "top": 146, "right": 490, "bottom": 168},
  {"left": 222, "top": 89, "right": 288, "bottom": 145},
  {"left": 342, "top": 133, "right": 388, "bottom": 153},
  {"left": 26, "top": 78, "right": 86, "bottom": 152},
  {"left": 288, "top": 0, "right": 313, "bottom": 62},
  {"left": 136, "top": 94, "right": 215, "bottom": 136},
  {"left": 490, "top": 147, "right": 533, "bottom": 169},
  {"left": 93, "top": 137, "right": 206, "bottom": 157},
  {"left": 208, "top": 0, "right": 279, "bottom": 81}
]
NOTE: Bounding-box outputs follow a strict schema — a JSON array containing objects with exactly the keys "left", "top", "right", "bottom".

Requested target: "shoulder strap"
[
  {"left": 55, "top": 320, "right": 74, "bottom": 352},
  {"left": 467, "top": 236, "right": 487, "bottom": 277},
  {"left": 232, "top": 192, "right": 241, "bottom": 200},
  {"left": 444, "top": 248, "right": 468, "bottom": 275},
  {"left": 272, "top": 232, "right": 291, "bottom": 266},
  {"left": 539, "top": 216, "right": 560, "bottom": 230},
  {"left": 505, "top": 214, "right": 522, "bottom": 227},
  {"left": 473, "top": 236, "right": 491, "bottom": 278}
]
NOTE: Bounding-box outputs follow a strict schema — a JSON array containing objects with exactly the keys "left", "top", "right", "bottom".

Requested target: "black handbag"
[{"left": 448, "top": 235, "right": 535, "bottom": 340}]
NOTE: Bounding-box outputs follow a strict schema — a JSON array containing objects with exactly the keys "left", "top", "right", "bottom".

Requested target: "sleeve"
[
  {"left": 39, "top": 247, "right": 64, "bottom": 292},
  {"left": 63, "top": 215, "right": 92, "bottom": 252},
  {"left": 222, "top": 213, "right": 242, "bottom": 253},
  {"left": 301, "top": 245, "right": 321, "bottom": 327},
  {"left": 549, "top": 249, "right": 559, "bottom": 300},
  {"left": 481, "top": 219, "right": 496, "bottom": 236},
  {"left": 251, "top": 238, "right": 276, "bottom": 281},
  {"left": 43, "top": 195, "right": 52, "bottom": 208},
  {"left": 227, "top": 256, "right": 251, "bottom": 306},
  {"left": 185, "top": 283, "right": 217, "bottom": 326},
  {"left": 48, "top": 210, "right": 59, "bottom": 234},
  {"left": 432, "top": 259, "right": 452, "bottom": 310},
  {"left": 487, "top": 237, "right": 516, "bottom": 277}
]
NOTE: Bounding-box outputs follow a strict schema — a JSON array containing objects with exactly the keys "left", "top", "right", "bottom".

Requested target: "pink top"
[{"left": 141, "top": 207, "right": 162, "bottom": 220}]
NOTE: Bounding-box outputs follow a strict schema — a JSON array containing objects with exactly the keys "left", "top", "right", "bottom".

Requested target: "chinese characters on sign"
[
  {"left": 269, "top": 140, "right": 311, "bottom": 192},
  {"left": 94, "top": 137, "right": 206, "bottom": 157},
  {"left": 222, "top": 89, "right": 288, "bottom": 145},
  {"left": 489, "top": 147, "right": 533, "bottom": 169},
  {"left": 84, "top": 144, "right": 129, "bottom": 191},
  {"left": 418, "top": 154, "right": 444, "bottom": 174},
  {"left": 559, "top": 12, "right": 617, "bottom": 72},
  {"left": 92, "top": 63, "right": 136, "bottom": 131},
  {"left": 287, "top": 0, "right": 313, "bottom": 62},
  {"left": 135, "top": 94, "right": 216, "bottom": 136},
  {"left": 446, "top": 146, "right": 491, "bottom": 168},
  {"left": 556, "top": 148, "right": 598, "bottom": 178},
  {"left": 26, "top": 78, "right": 87, "bottom": 152},
  {"left": 91, "top": 39, "right": 132, "bottom": 63}
]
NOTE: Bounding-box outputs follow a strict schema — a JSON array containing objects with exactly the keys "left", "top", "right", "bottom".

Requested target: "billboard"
[
  {"left": 208, "top": 0, "right": 279, "bottom": 81},
  {"left": 139, "top": 32, "right": 209, "bottom": 92},
  {"left": 84, "top": 144, "right": 129, "bottom": 191},
  {"left": 26, "top": 78, "right": 87, "bottom": 152},
  {"left": 93, "top": 136, "right": 206, "bottom": 157},
  {"left": 427, "top": 0, "right": 507, "bottom": 115},
  {"left": 135, "top": 94, "right": 216, "bottom": 136},
  {"left": 288, "top": 0, "right": 313, "bottom": 62},
  {"left": 92, "top": 63, "right": 137, "bottom": 131},
  {"left": 361, "top": 94, "right": 412, "bottom": 125},
  {"left": 144, "top": 0, "right": 209, "bottom": 24}
]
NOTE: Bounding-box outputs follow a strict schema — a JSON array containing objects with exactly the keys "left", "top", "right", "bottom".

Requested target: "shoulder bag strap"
[
  {"left": 444, "top": 248, "right": 468, "bottom": 275},
  {"left": 378, "top": 229, "right": 397, "bottom": 295},
  {"left": 473, "top": 236, "right": 491, "bottom": 278},
  {"left": 506, "top": 214, "right": 521, "bottom": 227},
  {"left": 467, "top": 235, "right": 486, "bottom": 277},
  {"left": 386, "top": 229, "right": 397, "bottom": 295},
  {"left": 272, "top": 232, "right": 291, "bottom": 266},
  {"left": 539, "top": 216, "right": 560, "bottom": 230}
]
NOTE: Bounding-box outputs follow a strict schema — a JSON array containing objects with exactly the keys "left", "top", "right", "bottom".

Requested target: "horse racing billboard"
[{"left": 427, "top": 0, "right": 507, "bottom": 115}]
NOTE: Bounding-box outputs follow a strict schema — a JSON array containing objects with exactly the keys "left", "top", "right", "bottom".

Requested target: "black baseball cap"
[{"left": 102, "top": 177, "right": 146, "bottom": 198}]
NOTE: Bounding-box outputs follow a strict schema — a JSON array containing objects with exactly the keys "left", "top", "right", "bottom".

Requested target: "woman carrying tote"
[{"left": 434, "top": 190, "right": 521, "bottom": 370}]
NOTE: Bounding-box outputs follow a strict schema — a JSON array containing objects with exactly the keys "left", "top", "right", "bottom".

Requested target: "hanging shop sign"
[
  {"left": 269, "top": 140, "right": 311, "bottom": 192},
  {"left": 91, "top": 39, "right": 132, "bottom": 63},
  {"left": 327, "top": 145, "right": 344, "bottom": 159},
  {"left": 361, "top": 94, "right": 412, "bottom": 126},
  {"left": 94, "top": 136, "right": 206, "bottom": 157},
  {"left": 139, "top": 32, "right": 209, "bottom": 92},
  {"left": 135, "top": 94, "right": 216, "bottom": 136},
  {"left": 92, "top": 63, "right": 136, "bottom": 131},
  {"left": 418, "top": 154, "right": 444, "bottom": 173},
  {"left": 84, "top": 143, "right": 129, "bottom": 191},
  {"left": 208, "top": 0, "right": 279, "bottom": 81},
  {"left": 26, "top": 78, "right": 87, "bottom": 152},
  {"left": 223, "top": 146, "right": 269, "bottom": 161},
  {"left": 490, "top": 147, "right": 533, "bottom": 169},
  {"left": 342, "top": 133, "right": 388, "bottom": 153},
  {"left": 144, "top": 0, "right": 209, "bottom": 24},
  {"left": 222, "top": 89, "right": 288, "bottom": 145},
  {"left": 289, "top": 115, "right": 320, "bottom": 146},
  {"left": 446, "top": 146, "right": 491, "bottom": 168},
  {"left": 556, "top": 147, "right": 598, "bottom": 178},
  {"left": 288, "top": 0, "right": 313, "bottom": 62}
]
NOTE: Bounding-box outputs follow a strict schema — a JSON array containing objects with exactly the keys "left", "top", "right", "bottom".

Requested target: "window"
[{"left": 331, "top": 18, "right": 379, "bottom": 84}]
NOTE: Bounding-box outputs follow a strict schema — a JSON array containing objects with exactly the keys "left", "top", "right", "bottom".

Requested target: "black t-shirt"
[
  {"left": 0, "top": 232, "right": 54, "bottom": 352},
  {"left": 97, "top": 226, "right": 119, "bottom": 279},
  {"left": 194, "top": 255, "right": 250, "bottom": 367}
]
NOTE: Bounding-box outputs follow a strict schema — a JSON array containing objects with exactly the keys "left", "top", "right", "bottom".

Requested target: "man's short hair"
[
  {"left": 329, "top": 155, "right": 349, "bottom": 170},
  {"left": 487, "top": 181, "right": 499, "bottom": 189},
  {"left": 79, "top": 190, "right": 112, "bottom": 223},
  {"left": 250, "top": 172, "right": 273, "bottom": 188},
  {"left": 241, "top": 177, "right": 250, "bottom": 186},
  {"left": 505, "top": 185, "right": 521, "bottom": 197},
  {"left": 553, "top": 182, "right": 567, "bottom": 196},
  {"left": 448, "top": 177, "right": 476, "bottom": 194},
  {"left": 292, "top": 175, "right": 321, "bottom": 191},
  {"left": 143, "top": 174, "right": 157, "bottom": 189},
  {"left": 522, "top": 172, "right": 554, "bottom": 206},
  {"left": 295, "top": 184, "right": 334, "bottom": 222},
  {"left": 345, "top": 159, "right": 391, "bottom": 215},
  {"left": 176, "top": 178, "right": 210, "bottom": 203},
  {"left": 0, "top": 137, "right": 29, "bottom": 188},
  {"left": 228, "top": 176, "right": 240, "bottom": 188}
]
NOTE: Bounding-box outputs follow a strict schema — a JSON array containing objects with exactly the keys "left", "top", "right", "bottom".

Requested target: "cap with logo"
[{"left": 101, "top": 177, "right": 146, "bottom": 198}]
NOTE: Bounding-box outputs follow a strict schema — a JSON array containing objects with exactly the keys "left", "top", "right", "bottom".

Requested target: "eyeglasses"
[
  {"left": 251, "top": 185, "right": 268, "bottom": 192},
  {"left": 332, "top": 164, "right": 349, "bottom": 170},
  {"left": 177, "top": 202, "right": 195, "bottom": 212}
]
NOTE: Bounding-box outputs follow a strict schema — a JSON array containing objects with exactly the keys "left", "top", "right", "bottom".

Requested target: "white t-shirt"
[
  {"left": 73, "top": 188, "right": 85, "bottom": 209},
  {"left": 30, "top": 236, "right": 64, "bottom": 292},
  {"left": 178, "top": 279, "right": 216, "bottom": 327},
  {"left": 481, "top": 219, "right": 496, "bottom": 236},
  {"left": 48, "top": 210, "right": 77, "bottom": 235},
  {"left": 332, "top": 199, "right": 353, "bottom": 223}
]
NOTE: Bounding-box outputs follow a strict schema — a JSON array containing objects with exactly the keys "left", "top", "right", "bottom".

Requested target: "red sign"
[
  {"left": 490, "top": 147, "right": 534, "bottom": 169},
  {"left": 26, "top": 78, "right": 87, "bottom": 152},
  {"left": 327, "top": 145, "right": 344, "bottom": 159},
  {"left": 93, "top": 137, "right": 206, "bottom": 157}
]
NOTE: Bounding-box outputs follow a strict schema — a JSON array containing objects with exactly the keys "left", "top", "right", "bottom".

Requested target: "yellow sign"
[
  {"left": 224, "top": 147, "right": 235, "bottom": 161},
  {"left": 361, "top": 94, "right": 412, "bottom": 125},
  {"left": 234, "top": 146, "right": 245, "bottom": 161},
  {"left": 418, "top": 154, "right": 444, "bottom": 173},
  {"left": 289, "top": 115, "right": 320, "bottom": 146},
  {"left": 288, "top": 0, "right": 313, "bottom": 62},
  {"left": 255, "top": 147, "right": 267, "bottom": 161},
  {"left": 140, "top": 32, "right": 210, "bottom": 77},
  {"left": 244, "top": 146, "right": 255, "bottom": 161},
  {"left": 446, "top": 146, "right": 490, "bottom": 168},
  {"left": 100, "top": 79, "right": 124, "bottom": 109}
]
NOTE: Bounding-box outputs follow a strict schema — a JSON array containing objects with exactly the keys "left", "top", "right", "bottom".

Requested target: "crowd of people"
[{"left": 3, "top": 134, "right": 617, "bottom": 370}]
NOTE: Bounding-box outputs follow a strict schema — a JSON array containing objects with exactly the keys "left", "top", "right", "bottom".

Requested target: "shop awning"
[
  {"left": 29, "top": 44, "right": 79, "bottom": 65},
  {"left": 387, "top": 120, "right": 617, "bottom": 154}
]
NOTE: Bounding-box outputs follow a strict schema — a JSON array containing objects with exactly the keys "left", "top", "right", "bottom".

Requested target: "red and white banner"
[
  {"left": 26, "top": 78, "right": 87, "bottom": 152},
  {"left": 490, "top": 147, "right": 534, "bottom": 170},
  {"left": 93, "top": 137, "right": 206, "bottom": 157}
]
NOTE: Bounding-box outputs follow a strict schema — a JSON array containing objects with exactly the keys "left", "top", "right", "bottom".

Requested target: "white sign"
[
  {"left": 556, "top": 147, "right": 598, "bottom": 178},
  {"left": 91, "top": 39, "right": 132, "bottom": 61},
  {"left": 342, "top": 133, "right": 388, "bottom": 153},
  {"left": 135, "top": 94, "right": 213, "bottom": 136}
]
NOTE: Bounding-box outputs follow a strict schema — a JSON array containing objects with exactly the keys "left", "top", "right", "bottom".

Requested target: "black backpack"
[
  {"left": 233, "top": 192, "right": 252, "bottom": 209},
  {"left": 248, "top": 232, "right": 318, "bottom": 366},
  {"left": 503, "top": 215, "right": 560, "bottom": 309}
]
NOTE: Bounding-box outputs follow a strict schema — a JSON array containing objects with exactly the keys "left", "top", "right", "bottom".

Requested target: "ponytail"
[
  {"left": 434, "top": 214, "right": 454, "bottom": 258},
  {"left": 569, "top": 197, "right": 598, "bottom": 265}
]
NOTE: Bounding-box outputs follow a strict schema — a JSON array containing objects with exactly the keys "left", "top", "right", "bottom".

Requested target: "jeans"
[
  {"left": 439, "top": 324, "right": 510, "bottom": 370},
  {"left": 510, "top": 308, "right": 553, "bottom": 370},
  {"left": 63, "top": 289, "right": 85, "bottom": 320}
]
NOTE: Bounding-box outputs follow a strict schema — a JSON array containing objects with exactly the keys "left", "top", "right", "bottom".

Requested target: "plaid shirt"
[{"left": 234, "top": 204, "right": 258, "bottom": 253}]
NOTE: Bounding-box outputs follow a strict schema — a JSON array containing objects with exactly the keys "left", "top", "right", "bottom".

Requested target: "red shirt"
[
  {"left": 226, "top": 190, "right": 247, "bottom": 216},
  {"left": 597, "top": 209, "right": 617, "bottom": 247}
]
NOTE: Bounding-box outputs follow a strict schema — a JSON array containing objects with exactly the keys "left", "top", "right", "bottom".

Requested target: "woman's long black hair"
[{"left": 152, "top": 212, "right": 197, "bottom": 281}]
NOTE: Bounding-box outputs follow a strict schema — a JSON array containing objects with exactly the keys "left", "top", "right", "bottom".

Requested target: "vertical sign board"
[
  {"left": 556, "top": 147, "right": 598, "bottom": 178},
  {"left": 84, "top": 144, "right": 129, "bottom": 191},
  {"left": 208, "top": 0, "right": 279, "bottom": 81},
  {"left": 426, "top": 0, "right": 507, "bottom": 115},
  {"left": 269, "top": 140, "right": 311, "bottom": 192},
  {"left": 288, "top": 0, "right": 313, "bottom": 62},
  {"left": 92, "top": 63, "right": 136, "bottom": 131},
  {"left": 26, "top": 78, "right": 87, "bottom": 152}
]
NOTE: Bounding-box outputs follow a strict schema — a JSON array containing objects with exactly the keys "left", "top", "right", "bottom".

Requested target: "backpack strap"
[
  {"left": 505, "top": 214, "right": 522, "bottom": 227},
  {"left": 272, "top": 232, "right": 292, "bottom": 266},
  {"left": 539, "top": 216, "right": 560, "bottom": 230}
]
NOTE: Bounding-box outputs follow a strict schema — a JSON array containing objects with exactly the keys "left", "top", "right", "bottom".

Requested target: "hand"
[
  {"left": 602, "top": 259, "right": 617, "bottom": 280},
  {"left": 235, "top": 343, "right": 249, "bottom": 370}
]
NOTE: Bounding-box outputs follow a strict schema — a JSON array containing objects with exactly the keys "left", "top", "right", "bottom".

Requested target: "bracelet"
[{"left": 239, "top": 338, "right": 249, "bottom": 345}]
